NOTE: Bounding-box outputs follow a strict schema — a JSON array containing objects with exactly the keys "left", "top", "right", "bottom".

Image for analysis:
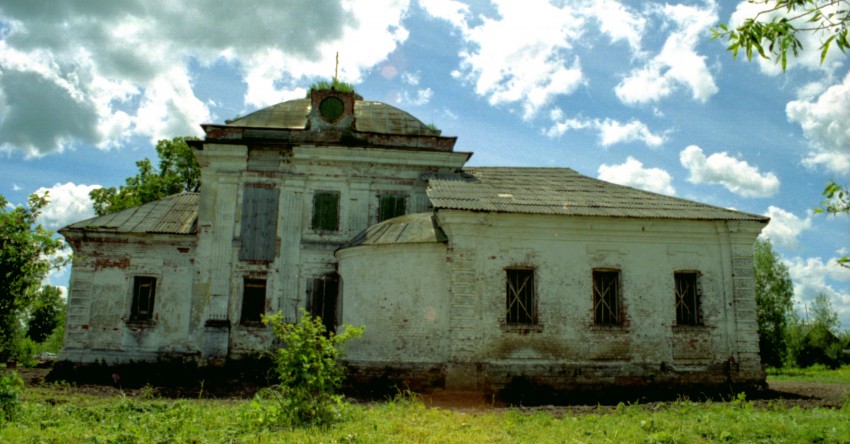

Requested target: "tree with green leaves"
[
  {"left": 753, "top": 238, "right": 796, "bottom": 367},
  {"left": 90, "top": 137, "right": 201, "bottom": 216},
  {"left": 26, "top": 285, "right": 64, "bottom": 344},
  {"left": 712, "top": 0, "right": 849, "bottom": 71},
  {"left": 815, "top": 181, "right": 850, "bottom": 267},
  {"left": 0, "top": 193, "right": 66, "bottom": 362}
]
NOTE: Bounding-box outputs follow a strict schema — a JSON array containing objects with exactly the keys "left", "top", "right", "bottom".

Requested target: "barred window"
[
  {"left": 311, "top": 191, "right": 340, "bottom": 232},
  {"left": 593, "top": 270, "right": 621, "bottom": 325},
  {"left": 378, "top": 193, "right": 406, "bottom": 222},
  {"left": 130, "top": 276, "right": 156, "bottom": 321},
  {"left": 505, "top": 268, "right": 536, "bottom": 325},
  {"left": 674, "top": 272, "right": 701, "bottom": 326},
  {"left": 307, "top": 276, "right": 339, "bottom": 333}
]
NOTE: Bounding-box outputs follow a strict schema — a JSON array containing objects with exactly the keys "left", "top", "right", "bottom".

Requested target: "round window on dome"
[{"left": 319, "top": 96, "right": 345, "bottom": 122}]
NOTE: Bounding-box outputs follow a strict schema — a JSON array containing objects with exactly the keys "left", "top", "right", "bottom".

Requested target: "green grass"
[
  {"left": 2, "top": 379, "right": 849, "bottom": 443},
  {"left": 767, "top": 364, "right": 850, "bottom": 383}
]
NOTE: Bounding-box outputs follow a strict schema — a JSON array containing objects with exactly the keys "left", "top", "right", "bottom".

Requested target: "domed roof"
[
  {"left": 338, "top": 213, "right": 447, "bottom": 250},
  {"left": 226, "top": 97, "right": 441, "bottom": 137}
]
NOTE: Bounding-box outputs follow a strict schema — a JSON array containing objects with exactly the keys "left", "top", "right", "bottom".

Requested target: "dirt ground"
[{"left": 14, "top": 367, "right": 849, "bottom": 411}]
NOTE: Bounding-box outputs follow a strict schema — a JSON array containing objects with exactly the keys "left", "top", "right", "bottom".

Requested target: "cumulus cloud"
[
  {"left": 547, "top": 109, "right": 666, "bottom": 148},
  {"left": 581, "top": 0, "right": 646, "bottom": 54},
  {"left": 33, "top": 182, "right": 100, "bottom": 230},
  {"left": 615, "top": 2, "right": 718, "bottom": 105},
  {"left": 786, "top": 71, "right": 850, "bottom": 175},
  {"left": 598, "top": 156, "right": 676, "bottom": 195},
  {"left": 679, "top": 145, "right": 780, "bottom": 197},
  {"left": 760, "top": 206, "right": 812, "bottom": 248},
  {"left": 0, "top": 0, "right": 410, "bottom": 156},
  {"left": 785, "top": 256, "right": 850, "bottom": 328}
]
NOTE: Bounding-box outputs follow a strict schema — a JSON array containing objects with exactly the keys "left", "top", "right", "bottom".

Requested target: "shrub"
[
  {"left": 0, "top": 371, "right": 23, "bottom": 426},
  {"left": 250, "top": 310, "right": 363, "bottom": 428}
]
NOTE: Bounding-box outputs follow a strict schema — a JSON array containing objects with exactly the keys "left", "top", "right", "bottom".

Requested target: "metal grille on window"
[
  {"left": 505, "top": 268, "right": 535, "bottom": 325},
  {"left": 307, "top": 276, "right": 339, "bottom": 333},
  {"left": 593, "top": 270, "right": 621, "bottom": 325},
  {"left": 130, "top": 276, "right": 156, "bottom": 321},
  {"left": 241, "top": 278, "right": 266, "bottom": 324},
  {"left": 311, "top": 192, "right": 340, "bottom": 232},
  {"left": 674, "top": 272, "right": 700, "bottom": 325},
  {"left": 378, "top": 194, "right": 406, "bottom": 222}
]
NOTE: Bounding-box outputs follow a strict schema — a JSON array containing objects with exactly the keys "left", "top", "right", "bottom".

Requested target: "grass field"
[{"left": 1, "top": 367, "right": 849, "bottom": 443}]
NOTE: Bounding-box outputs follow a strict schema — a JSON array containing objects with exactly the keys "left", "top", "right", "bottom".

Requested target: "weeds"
[{"left": 0, "top": 371, "right": 23, "bottom": 426}]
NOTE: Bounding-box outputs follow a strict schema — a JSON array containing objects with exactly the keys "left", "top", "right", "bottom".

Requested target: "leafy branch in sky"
[
  {"left": 712, "top": 0, "right": 849, "bottom": 71},
  {"left": 90, "top": 137, "right": 200, "bottom": 216},
  {"left": 815, "top": 181, "right": 850, "bottom": 267}
]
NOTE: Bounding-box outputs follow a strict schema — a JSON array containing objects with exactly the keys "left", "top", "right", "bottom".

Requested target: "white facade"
[{"left": 59, "top": 89, "right": 768, "bottom": 394}]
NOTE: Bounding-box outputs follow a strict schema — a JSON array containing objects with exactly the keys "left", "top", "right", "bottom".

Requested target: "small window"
[
  {"left": 505, "top": 268, "right": 536, "bottom": 325},
  {"left": 307, "top": 276, "right": 339, "bottom": 333},
  {"left": 130, "top": 276, "right": 156, "bottom": 321},
  {"left": 241, "top": 278, "right": 267, "bottom": 324},
  {"left": 674, "top": 272, "right": 701, "bottom": 326},
  {"left": 378, "top": 193, "right": 406, "bottom": 222},
  {"left": 311, "top": 192, "right": 340, "bottom": 232},
  {"left": 593, "top": 270, "right": 621, "bottom": 325}
]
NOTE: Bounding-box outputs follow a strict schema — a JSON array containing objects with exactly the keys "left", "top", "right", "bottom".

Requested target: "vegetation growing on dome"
[{"left": 307, "top": 80, "right": 363, "bottom": 100}]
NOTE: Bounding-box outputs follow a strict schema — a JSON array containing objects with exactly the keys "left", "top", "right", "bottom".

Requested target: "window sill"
[
  {"left": 589, "top": 324, "right": 628, "bottom": 332},
  {"left": 237, "top": 321, "right": 267, "bottom": 329},
  {"left": 500, "top": 323, "right": 543, "bottom": 333},
  {"left": 125, "top": 319, "right": 156, "bottom": 328},
  {"left": 672, "top": 325, "right": 710, "bottom": 333}
]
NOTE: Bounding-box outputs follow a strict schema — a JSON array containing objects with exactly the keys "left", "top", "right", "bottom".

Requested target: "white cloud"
[
  {"left": 727, "top": 1, "right": 847, "bottom": 75},
  {"left": 679, "top": 145, "right": 780, "bottom": 197},
  {"left": 0, "top": 0, "right": 411, "bottom": 156},
  {"left": 546, "top": 109, "right": 666, "bottom": 148},
  {"left": 616, "top": 2, "right": 718, "bottom": 105},
  {"left": 598, "top": 156, "right": 676, "bottom": 195},
  {"left": 760, "top": 206, "right": 812, "bottom": 248},
  {"left": 786, "top": 70, "right": 850, "bottom": 175},
  {"left": 395, "top": 88, "right": 433, "bottom": 106},
  {"left": 581, "top": 0, "right": 646, "bottom": 54},
  {"left": 33, "top": 182, "right": 100, "bottom": 230},
  {"left": 435, "top": 0, "right": 587, "bottom": 119},
  {"left": 785, "top": 256, "right": 850, "bottom": 329}
]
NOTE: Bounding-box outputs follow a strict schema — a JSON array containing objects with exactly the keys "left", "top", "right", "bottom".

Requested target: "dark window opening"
[
  {"left": 130, "top": 276, "right": 156, "bottom": 321},
  {"left": 307, "top": 276, "right": 339, "bottom": 333},
  {"left": 311, "top": 192, "right": 340, "bottom": 232},
  {"left": 241, "top": 278, "right": 267, "bottom": 324},
  {"left": 675, "top": 272, "right": 701, "bottom": 326},
  {"left": 593, "top": 270, "right": 621, "bottom": 325},
  {"left": 378, "top": 193, "right": 406, "bottom": 222},
  {"left": 506, "top": 268, "right": 536, "bottom": 325},
  {"left": 239, "top": 186, "right": 279, "bottom": 261}
]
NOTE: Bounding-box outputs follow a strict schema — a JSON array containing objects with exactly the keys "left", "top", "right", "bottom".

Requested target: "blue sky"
[{"left": 1, "top": 0, "right": 848, "bottom": 327}]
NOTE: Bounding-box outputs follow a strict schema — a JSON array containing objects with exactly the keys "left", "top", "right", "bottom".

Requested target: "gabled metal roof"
[
  {"left": 61, "top": 193, "right": 199, "bottom": 235},
  {"left": 426, "top": 168, "right": 769, "bottom": 222}
]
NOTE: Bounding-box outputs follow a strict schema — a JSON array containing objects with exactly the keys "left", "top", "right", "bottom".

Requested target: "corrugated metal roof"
[
  {"left": 62, "top": 193, "right": 199, "bottom": 235},
  {"left": 226, "top": 98, "right": 440, "bottom": 136},
  {"left": 340, "top": 213, "right": 447, "bottom": 249},
  {"left": 426, "top": 168, "right": 768, "bottom": 222}
]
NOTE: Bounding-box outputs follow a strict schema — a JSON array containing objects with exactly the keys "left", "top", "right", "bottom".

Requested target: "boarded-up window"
[
  {"left": 593, "top": 270, "right": 621, "bottom": 325},
  {"left": 239, "top": 186, "right": 279, "bottom": 261},
  {"left": 241, "top": 278, "right": 266, "bottom": 324},
  {"left": 130, "top": 276, "right": 156, "bottom": 321},
  {"left": 378, "top": 193, "right": 406, "bottom": 222},
  {"left": 311, "top": 192, "right": 340, "bottom": 232},
  {"left": 307, "top": 276, "right": 339, "bottom": 333},
  {"left": 506, "top": 268, "right": 536, "bottom": 325},
  {"left": 674, "top": 272, "right": 701, "bottom": 325}
]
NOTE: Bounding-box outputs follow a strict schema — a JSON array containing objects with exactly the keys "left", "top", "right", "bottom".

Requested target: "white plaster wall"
[
  {"left": 61, "top": 234, "right": 196, "bottom": 363},
  {"left": 338, "top": 243, "right": 450, "bottom": 365}
]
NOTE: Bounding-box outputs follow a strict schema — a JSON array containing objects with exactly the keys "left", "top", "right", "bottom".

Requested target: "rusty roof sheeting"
[
  {"left": 426, "top": 168, "right": 768, "bottom": 222},
  {"left": 62, "top": 193, "right": 199, "bottom": 235}
]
